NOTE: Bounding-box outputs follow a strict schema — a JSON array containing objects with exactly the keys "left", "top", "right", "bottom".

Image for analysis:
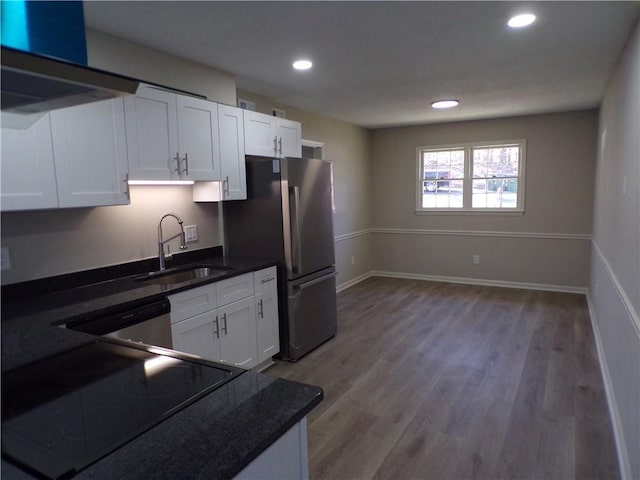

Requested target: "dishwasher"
[{"left": 65, "top": 298, "right": 173, "bottom": 349}]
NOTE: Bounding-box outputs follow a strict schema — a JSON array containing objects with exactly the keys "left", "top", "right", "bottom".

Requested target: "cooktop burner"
[{"left": 2, "top": 340, "right": 243, "bottom": 480}]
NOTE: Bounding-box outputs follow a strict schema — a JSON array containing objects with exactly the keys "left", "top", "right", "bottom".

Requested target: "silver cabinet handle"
[
  {"left": 289, "top": 186, "right": 302, "bottom": 274},
  {"left": 273, "top": 136, "right": 278, "bottom": 155},
  {"left": 223, "top": 176, "right": 230, "bottom": 197},
  {"left": 278, "top": 137, "right": 283, "bottom": 155},
  {"left": 173, "top": 152, "right": 181, "bottom": 173},
  {"left": 182, "top": 152, "right": 189, "bottom": 176},
  {"left": 213, "top": 316, "right": 220, "bottom": 338},
  {"left": 261, "top": 276, "right": 275, "bottom": 284},
  {"left": 221, "top": 313, "right": 228, "bottom": 335},
  {"left": 258, "top": 299, "right": 264, "bottom": 318}
]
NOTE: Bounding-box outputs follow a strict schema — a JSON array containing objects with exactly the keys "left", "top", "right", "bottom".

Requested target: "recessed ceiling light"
[
  {"left": 293, "top": 59, "right": 312, "bottom": 71},
  {"left": 431, "top": 99, "right": 459, "bottom": 109},
  {"left": 508, "top": 13, "right": 536, "bottom": 28}
]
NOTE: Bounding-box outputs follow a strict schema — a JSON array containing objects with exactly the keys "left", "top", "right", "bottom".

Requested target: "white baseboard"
[
  {"left": 586, "top": 291, "right": 632, "bottom": 480},
  {"left": 587, "top": 242, "right": 639, "bottom": 480},
  {"left": 369, "top": 270, "right": 588, "bottom": 294},
  {"left": 336, "top": 272, "right": 374, "bottom": 292}
]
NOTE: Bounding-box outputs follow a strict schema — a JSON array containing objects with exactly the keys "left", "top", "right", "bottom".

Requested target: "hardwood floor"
[{"left": 266, "top": 277, "right": 620, "bottom": 480}]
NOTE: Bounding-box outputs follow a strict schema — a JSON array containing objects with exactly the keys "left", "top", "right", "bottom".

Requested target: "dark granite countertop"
[
  {"left": 1, "top": 249, "right": 322, "bottom": 479},
  {"left": 2, "top": 247, "right": 279, "bottom": 371}
]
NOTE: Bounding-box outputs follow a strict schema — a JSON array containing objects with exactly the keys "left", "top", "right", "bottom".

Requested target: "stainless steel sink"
[{"left": 135, "top": 265, "right": 234, "bottom": 285}]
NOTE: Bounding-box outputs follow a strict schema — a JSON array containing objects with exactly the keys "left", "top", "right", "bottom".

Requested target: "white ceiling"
[{"left": 83, "top": 1, "right": 639, "bottom": 129}]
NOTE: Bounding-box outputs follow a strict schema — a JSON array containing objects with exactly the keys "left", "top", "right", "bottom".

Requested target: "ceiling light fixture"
[
  {"left": 292, "top": 59, "right": 312, "bottom": 71},
  {"left": 431, "top": 99, "right": 459, "bottom": 109},
  {"left": 508, "top": 13, "right": 536, "bottom": 28}
]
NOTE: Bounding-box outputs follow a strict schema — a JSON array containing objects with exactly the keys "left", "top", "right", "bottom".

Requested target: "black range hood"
[{"left": 1, "top": 46, "right": 140, "bottom": 115}]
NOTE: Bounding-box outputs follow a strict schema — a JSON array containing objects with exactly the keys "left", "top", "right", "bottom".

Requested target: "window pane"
[
  {"left": 422, "top": 179, "right": 463, "bottom": 208},
  {"left": 472, "top": 178, "right": 518, "bottom": 208},
  {"left": 473, "top": 146, "right": 519, "bottom": 179},
  {"left": 423, "top": 149, "right": 464, "bottom": 185}
]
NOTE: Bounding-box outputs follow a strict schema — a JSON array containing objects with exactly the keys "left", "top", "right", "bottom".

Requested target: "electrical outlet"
[
  {"left": 1, "top": 247, "right": 12, "bottom": 270},
  {"left": 473, "top": 254, "right": 480, "bottom": 265},
  {"left": 185, "top": 225, "right": 198, "bottom": 243}
]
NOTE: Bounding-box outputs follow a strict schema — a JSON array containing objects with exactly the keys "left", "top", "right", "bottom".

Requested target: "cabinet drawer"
[
  {"left": 254, "top": 266, "right": 277, "bottom": 295},
  {"left": 169, "top": 283, "right": 217, "bottom": 323},
  {"left": 216, "top": 273, "right": 254, "bottom": 306}
]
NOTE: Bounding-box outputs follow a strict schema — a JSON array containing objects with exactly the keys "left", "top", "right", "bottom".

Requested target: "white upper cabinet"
[
  {"left": 50, "top": 98, "right": 130, "bottom": 208},
  {"left": 125, "top": 85, "right": 179, "bottom": 181},
  {"left": 1, "top": 113, "right": 59, "bottom": 211},
  {"left": 218, "top": 104, "right": 247, "bottom": 200},
  {"left": 176, "top": 95, "right": 221, "bottom": 181},
  {"left": 125, "top": 84, "right": 221, "bottom": 181},
  {"left": 1, "top": 98, "right": 130, "bottom": 211},
  {"left": 243, "top": 110, "right": 301, "bottom": 158},
  {"left": 276, "top": 118, "right": 302, "bottom": 158},
  {"left": 243, "top": 110, "right": 278, "bottom": 157}
]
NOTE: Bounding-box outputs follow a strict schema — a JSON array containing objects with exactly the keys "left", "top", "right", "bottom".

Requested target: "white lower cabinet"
[
  {"left": 254, "top": 267, "right": 280, "bottom": 364},
  {"left": 171, "top": 310, "right": 220, "bottom": 360},
  {"left": 169, "top": 267, "right": 279, "bottom": 369},
  {"left": 218, "top": 296, "right": 257, "bottom": 368},
  {"left": 233, "top": 418, "right": 309, "bottom": 480}
]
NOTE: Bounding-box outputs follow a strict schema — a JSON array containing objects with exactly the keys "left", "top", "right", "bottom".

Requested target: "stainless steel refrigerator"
[{"left": 223, "top": 156, "right": 337, "bottom": 361}]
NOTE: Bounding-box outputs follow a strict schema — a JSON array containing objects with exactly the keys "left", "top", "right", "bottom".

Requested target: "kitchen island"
[{"left": 1, "top": 248, "right": 323, "bottom": 480}]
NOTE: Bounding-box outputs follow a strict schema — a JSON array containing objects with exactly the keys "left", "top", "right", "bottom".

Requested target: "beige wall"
[
  {"left": 86, "top": 29, "right": 237, "bottom": 105},
  {"left": 1, "top": 186, "right": 221, "bottom": 284},
  {"left": 370, "top": 110, "right": 598, "bottom": 289},
  {"left": 589, "top": 21, "right": 640, "bottom": 480},
  {"left": 237, "top": 90, "right": 374, "bottom": 288}
]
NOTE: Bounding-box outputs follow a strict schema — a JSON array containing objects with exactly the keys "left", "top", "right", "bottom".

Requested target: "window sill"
[{"left": 415, "top": 209, "right": 525, "bottom": 216}]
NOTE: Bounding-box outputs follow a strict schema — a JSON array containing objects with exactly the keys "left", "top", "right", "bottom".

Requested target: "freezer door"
[
  {"left": 282, "top": 157, "right": 335, "bottom": 278},
  {"left": 285, "top": 267, "right": 337, "bottom": 361}
]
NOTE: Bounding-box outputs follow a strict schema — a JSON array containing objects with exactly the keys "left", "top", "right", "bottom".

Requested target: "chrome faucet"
[{"left": 157, "top": 212, "right": 188, "bottom": 270}]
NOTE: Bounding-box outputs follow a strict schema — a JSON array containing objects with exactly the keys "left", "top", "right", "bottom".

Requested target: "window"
[{"left": 416, "top": 140, "right": 525, "bottom": 213}]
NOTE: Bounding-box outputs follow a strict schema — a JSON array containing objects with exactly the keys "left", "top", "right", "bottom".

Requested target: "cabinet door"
[
  {"left": 277, "top": 118, "right": 302, "bottom": 158},
  {"left": 218, "top": 104, "right": 247, "bottom": 200},
  {"left": 254, "top": 267, "right": 280, "bottom": 363},
  {"left": 243, "top": 110, "right": 277, "bottom": 157},
  {"left": 171, "top": 311, "right": 221, "bottom": 361},
  {"left": 176, "top": 95, "right": 220, "bottom": 181},
  {"left": 219, "top": 297, "right": 257, "bottom": 369},
  {"left": 233, "top": 419, "right": 308, "bottom": 480},
  {"left": 125, "top": 85, "right": 180, "bottom": 180},
  {"left": 50, "top": 98, "right": 130, "bottom": 208},
  {"left": 1, "top": 113, "right": 59, "bottom": 211}
]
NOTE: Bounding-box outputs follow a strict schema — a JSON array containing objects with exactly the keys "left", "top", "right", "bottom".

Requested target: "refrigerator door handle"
[
  {"left": 289, "top": 185, "right": 303, "bottom": 274},
  {"left": 291, "top": 271, "right": 337, "bottom": 299}
]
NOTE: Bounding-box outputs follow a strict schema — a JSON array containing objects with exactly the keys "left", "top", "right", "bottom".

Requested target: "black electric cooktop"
[{"left": 2, "top": 340, "right": 244, "bottom": 480}]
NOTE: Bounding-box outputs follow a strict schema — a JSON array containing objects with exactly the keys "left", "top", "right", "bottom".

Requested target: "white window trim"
[{"left": 415, "top": 139, "right": 526, "bottom": 215}]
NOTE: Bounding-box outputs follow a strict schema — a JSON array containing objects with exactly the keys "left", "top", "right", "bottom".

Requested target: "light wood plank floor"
[{"left": 267, "top": 277, "right": 619, "bottom": 480}]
